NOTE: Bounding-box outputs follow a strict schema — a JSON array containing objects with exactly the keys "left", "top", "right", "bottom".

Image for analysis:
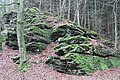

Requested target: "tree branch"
[{"left": 0, "top": 2, "right": 19, "bottom": 7}]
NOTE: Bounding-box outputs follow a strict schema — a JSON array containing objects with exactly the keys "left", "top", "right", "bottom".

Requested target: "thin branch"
[{"left": 0, "top": 2, "right": 19, "bottom": 7}]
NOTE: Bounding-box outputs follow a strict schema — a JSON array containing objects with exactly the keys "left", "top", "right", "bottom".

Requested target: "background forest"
[{"left": 0, "top": 0, "right": 120, "bottom": 49}]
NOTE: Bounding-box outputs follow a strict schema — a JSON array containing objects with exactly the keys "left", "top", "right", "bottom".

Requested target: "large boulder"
[
  {"left": 46, "top": 23, "right": 120, "bottom": 75},
  {"left": 2, "top": 8, "right": 52, "bottom": 54}
]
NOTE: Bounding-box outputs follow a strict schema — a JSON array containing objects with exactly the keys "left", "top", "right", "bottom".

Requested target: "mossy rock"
[
  {"left": 57, "top": 35, "right": 89, "bottom": 44},
  {"left": 6, "top": 23, "right": 51, "bottom": 54},
  {"left": 26, "top": 42, "right": 47, "bottom": 54},
  {"left": 51, "top": 24, "right": 85, "bottom": 41},
  {"left": 103, "top": 40, "right": 114, "bottom": 48},
  {"left": 46, "top": 53, "right": 120, "bottom": 75},
  {"left": 46, "top": 56, "right": 86, "bottom": 75},
  {"left": 86, "top": 31, "right": 99, "bottom": 39},
  {"left": 66, "top": 53, "right": 109, "bottom": 74},
  {"left": 48, "top": 20, "right": 120, "bottom": 75},
  {"left": 4, "top": 8, "right": 52, "bottom": 54}
]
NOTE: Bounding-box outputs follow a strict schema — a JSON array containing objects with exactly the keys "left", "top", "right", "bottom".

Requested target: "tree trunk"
[
  {"left": 60, "top": 0, "right": 66, "bottom": 18},
  {"left": 39, "top": 0, "right": 42, "bottom": 11},
  {"left": 49, "top": 0, "right": 52, "bottom": 13},
  {"left": 113, "top": 0, "right": 119, "bottom": 50},
  {"left": 84, "top": 0, "right": 87, "bottom": 28},
  {"left": 87, "top": 9, "right": 90, "bottom": 30},
  {"left": 94, "top": 0, "right": 97, "bottom": 31},
  {"left": 67, "top": 0, "right": 71, "bottom": 20},
  {"left": 77, "top": 0, "right": 80, "bottom": 27},
  {"left": 17, "top": 0, "right": 27, "bottom": 68}
]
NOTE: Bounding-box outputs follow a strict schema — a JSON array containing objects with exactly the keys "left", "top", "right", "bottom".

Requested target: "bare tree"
[
  {"left": 67, "top": 0, "right": 71, "bottom": 20},
  {"left": 17, "top": 0, "right": 27, "bottom": 68},
  {"left": 113, "top": 0, "right": 119, "bottom": 49},
  {"left": 94, "top": 0, "right": 97, "bottom": 30},
  {"left": 60, "top": 0, "right": 66, "bottom": 18}
]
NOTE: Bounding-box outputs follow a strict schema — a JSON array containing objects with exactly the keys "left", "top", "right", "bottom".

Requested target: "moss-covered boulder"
[
  {"left": 3, "top": 8, "right": 52, "bottom": 54},
  {"left": 46, "top": 56, "right": 86, "bottom": 75},
  {"left": 51, "top": 24, "right": 99, "bottom": 42},
  {"left": 46, "top": 23, "right": 120, "bottom": 75}
]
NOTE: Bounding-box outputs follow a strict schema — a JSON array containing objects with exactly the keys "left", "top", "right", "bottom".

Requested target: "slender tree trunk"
[
  {"left": 87, "top": 9, "right": 90, "bottom": 30},
  {"left": 84, "top": 0, "right": 87, "bottom": 28},
  {"left": 59, "top": 0, "right": 61, "bottom": 16},
  {"left": 44, "top": 0, "right": 47, "bottom": 11},
  {"left": 39, "top": 0, "right": 42, "bottom": 11},
  {"left": 107, "top": 15, "right": 110, "bottom": 35},
  {"left": 60, "top": 0, "right": 66, "bottom": 18},
  {"left": 63, "top": 0, "right": 66, "bottom": 19},
  {"left": 94, "top": 0, "right": 97, "bottom": 31},
  {"left": 52, "top": 0, "right": 55, "bottom": 13},
  {"left": 99, "top": 17, "right": 101, "bottom": 37},
  {"left": 73, "top": 0, "right": 77, "bottom": 23},
  {"left": 77, "top": 0, "right": 80, "bottom": 27},
  {"left": 67, "top": 0, "right": 71, "bottom": 20},
  {"left": 49, "top": 0, "right": 52, "bottom": 13},
  {"left": 73, "top": 10, "right": 77, "bottom": 23},
  {"left": 17, "top": 0, "right": 27, "bottom": 68},
  {"left": 3, "top": 0, "right": 7, "bottom": 13},
  {"left": 113, "top": 0, "right": 119, "bottom": 50},
  {"left": 57, "top": 1, "right": 59, "bottom": 16}
]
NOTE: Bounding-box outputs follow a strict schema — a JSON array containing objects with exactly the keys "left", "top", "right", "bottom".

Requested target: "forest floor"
[{"left": 0, "top": 42, "right": 120, "bottom": 80}]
